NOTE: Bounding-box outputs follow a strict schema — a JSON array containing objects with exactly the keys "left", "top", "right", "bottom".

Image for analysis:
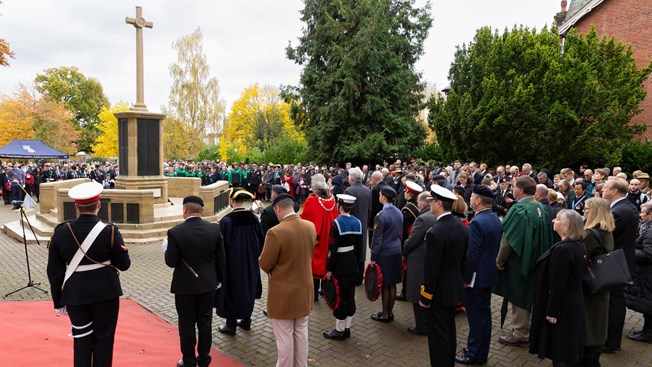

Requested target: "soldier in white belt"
[{"left": 47, "top": 181, "right": 131, "bottom": 367}]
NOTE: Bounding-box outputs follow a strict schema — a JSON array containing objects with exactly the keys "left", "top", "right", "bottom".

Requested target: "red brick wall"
[{"left": 573, "top": 0, "right": 652, "bottom": 139}]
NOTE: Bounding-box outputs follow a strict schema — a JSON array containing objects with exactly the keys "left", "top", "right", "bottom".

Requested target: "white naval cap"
[
  {"left": 336, "top": 194, "right": 357, "bottom": 205},
  {"left": 430, "top": 184, "right": 458, "bottom": 202},
  {"left": 68, "top": 181, "right": 103, "bottom": 204},
  {"left": 405, "top": 181, "right": 424, "bottom": 195}
]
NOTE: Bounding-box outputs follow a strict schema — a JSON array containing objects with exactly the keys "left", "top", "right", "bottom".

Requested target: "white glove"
[
  {"left": 162, "top": 239, "right": 168, "bottom": 253},
  {"left": 55, "top": 306, "right": 67, "bottom": 316}
]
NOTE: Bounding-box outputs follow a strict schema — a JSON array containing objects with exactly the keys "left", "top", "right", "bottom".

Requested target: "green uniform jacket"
[{"left": 494, "top": 197, "right": 553, "bottom": 310}]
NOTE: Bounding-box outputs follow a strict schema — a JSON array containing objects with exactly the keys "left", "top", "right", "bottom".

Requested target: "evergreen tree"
[
  {"left": 429, "top": 26, "right": 652, "bottom": 168},
  {"left": 286, "top": 0, "right": 432, "bottom": 163}
]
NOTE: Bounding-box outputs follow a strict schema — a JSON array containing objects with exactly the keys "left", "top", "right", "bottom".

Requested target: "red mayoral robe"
[{"left": 301, "top": 193, "right": 338, "bottom": 279}]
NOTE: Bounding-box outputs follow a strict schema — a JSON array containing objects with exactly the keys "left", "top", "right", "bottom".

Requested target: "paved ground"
[{"left": 1, "top": 202, "right": 651, "bottom": 366}]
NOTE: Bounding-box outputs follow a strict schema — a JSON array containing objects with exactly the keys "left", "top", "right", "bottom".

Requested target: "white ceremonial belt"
[
  {"left": 75, "top": 261, "right": 111, "bottom": 272},
  {"left": 337, "top": 246, "right": 355, "bottom": 253}
]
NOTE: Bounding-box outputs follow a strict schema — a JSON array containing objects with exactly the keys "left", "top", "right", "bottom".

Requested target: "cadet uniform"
[
  {"left": 323, "top": 194, "right": 362, "bottom": 340},
  {"left": 47, "top": 181, "right": 131, "bottom": 367}
]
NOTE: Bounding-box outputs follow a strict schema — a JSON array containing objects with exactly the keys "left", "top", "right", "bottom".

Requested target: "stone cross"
[{"left": 125, "top": 6, "right": 153, "bottom": 111}]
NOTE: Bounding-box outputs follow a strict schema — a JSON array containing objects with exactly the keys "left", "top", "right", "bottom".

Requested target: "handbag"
[{"left": 582, "top": 229, "right": 633, "bottom": 294}]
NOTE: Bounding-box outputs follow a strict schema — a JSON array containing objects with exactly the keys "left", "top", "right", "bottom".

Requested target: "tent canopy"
[{"left": 0, "top": 140, "right": 69, "bottom": 159}]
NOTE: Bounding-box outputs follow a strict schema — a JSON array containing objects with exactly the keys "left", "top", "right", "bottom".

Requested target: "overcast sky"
[{"left": 0, "top": 0, "right": 561, "bottom": 113}]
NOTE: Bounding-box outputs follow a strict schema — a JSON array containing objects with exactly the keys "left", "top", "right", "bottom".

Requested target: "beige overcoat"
[{"left": 259, "top": 213, "right": 317, "bottom": 319}]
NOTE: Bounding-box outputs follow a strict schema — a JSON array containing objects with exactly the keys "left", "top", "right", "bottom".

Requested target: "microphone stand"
[{"left": 4, "top": 203, "right": 48, "bottom": 297}]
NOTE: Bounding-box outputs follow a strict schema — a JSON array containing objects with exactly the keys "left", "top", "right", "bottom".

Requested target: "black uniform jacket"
[
  {"left": 166, "top": 216, "right": 225, "bottom": 295},
  {"left": 47, "top": 214, "right": 131, "bottom": 309},
  {"left": 419, "top": 213, "right": 468, "bottom": 307}
]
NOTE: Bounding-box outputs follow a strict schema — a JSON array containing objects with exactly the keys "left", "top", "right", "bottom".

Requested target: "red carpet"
[{"left": 0, "top": 298, "right": 242, "bottom": 367}]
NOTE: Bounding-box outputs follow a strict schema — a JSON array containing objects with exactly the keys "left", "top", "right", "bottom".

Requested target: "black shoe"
[
  {"left": 176, "top": 360, "right": 184, "bottom": 367},
  {"left": 629, "top": 329, "right": 644, "bottom": 338},
  {"left": 601, "top": 346, "right": 621, "bottom": 354},
  {"left": 237, "top": 319, "right": 251, "bottom": 331},
  {"left": 628, "top": 331, "right": 652, "bottom": 343},
  {"left": 344, "top": 328, "right": 350, "bottom": 339},
  {"left": 407, "top": 326, "right": 427, "bottom": 336},
  {"left": 218, "top": 324, "right": 236, "bottom": 335},
  {"left": 371, "top": 312, "right": 392, "bottom": 323},
  {"left": 455, "top": 354, "right": 486, "bottom": 365},
  {"left": 395, "top": 293, "right": 407, "bottom": 301},
  {"left": 323, "top": 329, "right": 347, "bottom": 340},
  {"left": 388, "top": 313, "right": 394, "bottom": 322}
]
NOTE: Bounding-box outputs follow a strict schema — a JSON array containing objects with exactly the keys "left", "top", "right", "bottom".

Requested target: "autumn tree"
[
  {"left": 92, "top": 102, "right": 131, "bottom": 157},
  {"left": 34, "top": 66, "right": 109, "bottom": 153},
  {"left": 0, "top": 38, "right": 14, "bottom": 67},
  {"left": 163, "top": 28, "right": 226, "bottom": 160},
  {"left": 221, "top": 84, "right": 304, "bottom": 160},
  {"left": 286, "top": 0, "right": 432, "bottom": 163},
  {"left": 0, "top": 84, "right": 80, "bottom": 155},
  {"left": 429, "top": 26, "right": 652, "bottom": 168}
]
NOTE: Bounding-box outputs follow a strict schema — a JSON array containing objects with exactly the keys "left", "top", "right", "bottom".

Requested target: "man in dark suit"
[
  {"left": 456, "top": 186, "right": 502, "bottom": 365},
  {"left": 165, "top": 196, "right": 225, "bottom": 367},
  {"left": 403, "top": 191, "right": 436, "bottom": 335},
  {"left": 344, "top": 167, "right": 372, "bottom": 279},
  {"left": 492, "top": 178, "right": 512, "bottom": 217},
  {"left": 47, "top": 181, "right": 131, "bottom": 367},
  {"left": 420, "top": 185, "right": 468, "bottom": 367},
  {"left": 602, "top": 178, "right": 639, "bottom": 353}
]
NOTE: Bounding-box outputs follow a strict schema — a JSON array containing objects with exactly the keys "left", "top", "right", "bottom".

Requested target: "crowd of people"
[
  {"left": 1, "top": 161, "right": 118, "bottom": 208},
  {"left": 31, "top": 156, "right": 652, "bottom": 367}
]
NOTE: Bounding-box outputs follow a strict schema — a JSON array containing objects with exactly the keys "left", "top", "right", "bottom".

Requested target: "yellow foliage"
[
  {"left": 0, "top": 84, "right": 79, "bottom": 155},
  {"left": 222, "top": 84, "right": 304, "bottom": 158},
  {"left": 163, "top": 117, "right": 199, "bottom": 160},
  {"left": 92, "top": 102, "right": 130, "bottom": 157}
]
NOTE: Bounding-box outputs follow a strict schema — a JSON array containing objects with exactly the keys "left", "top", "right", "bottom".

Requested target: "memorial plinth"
[{"left": 114, "top": 110, "right": 168, "bottom": 204}]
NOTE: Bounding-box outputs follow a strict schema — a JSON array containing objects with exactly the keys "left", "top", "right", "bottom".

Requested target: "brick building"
[{"left": 556, "top": 0, "right": 652, "bottom": 139}]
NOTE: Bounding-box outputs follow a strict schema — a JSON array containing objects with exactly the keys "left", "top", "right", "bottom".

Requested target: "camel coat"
[{"left": 259, "top": 213, "right": 317, "bottom": 319}]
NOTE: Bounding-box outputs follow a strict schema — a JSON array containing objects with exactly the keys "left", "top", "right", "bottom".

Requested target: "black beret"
[
  {"left": 272, "top": 193, "right": 293, "bottom": 207},
  {"left": 472, "top": 185, "right": 495, "bottom": 199},
  {"left": 380, "top": 185, "right": 397, "bottom": 199},
  {"left": 183, "top": 195, "right": 204, "bottom": 207},
  {"left": 432, "top": 174, "right": 445, "bottom": 181},
  {"left": 498, "top": 178, "right": 508, "bottom": 184},
  {"left": 272, "top": 184, "right": 288, "bottom": 195},
  {"left": 453, "top": 185, "right": 465, "bottom": 194}
]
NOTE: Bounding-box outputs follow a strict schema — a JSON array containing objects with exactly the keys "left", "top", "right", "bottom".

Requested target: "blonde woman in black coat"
[{"left": 581, "top": 198, "right": 615, "bottom": 366}]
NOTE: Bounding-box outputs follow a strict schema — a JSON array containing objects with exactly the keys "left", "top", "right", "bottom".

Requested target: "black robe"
[
  {"left": 529, "top": 240, "right": 584, "bottom": 364},
  {"left": 214, "top": 208, "right": 264, "bottom": 320}
]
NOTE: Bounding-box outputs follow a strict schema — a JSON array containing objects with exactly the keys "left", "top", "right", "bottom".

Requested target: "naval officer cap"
[
  {"left": 405, "top": 181, "right": 423, "bottom": 195},
  {"left": 68, "top": 181, "right": 103, "bottom": 204},
  {"left": 336, "top": 194, "right": 357, "bottom": 206},
  {"left": 183, "top": 195, "right": 204, "bottom": 207},
  {"left": 430, "top": 184, "right": 458, "bottom": 202},
  {"left": 472, "top": 185, "right": 495, "bottom": 200}
]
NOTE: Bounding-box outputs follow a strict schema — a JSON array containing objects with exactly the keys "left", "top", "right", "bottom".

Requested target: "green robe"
[{"left": 494, "top": 197, "right": 553, "bottom": 310}]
